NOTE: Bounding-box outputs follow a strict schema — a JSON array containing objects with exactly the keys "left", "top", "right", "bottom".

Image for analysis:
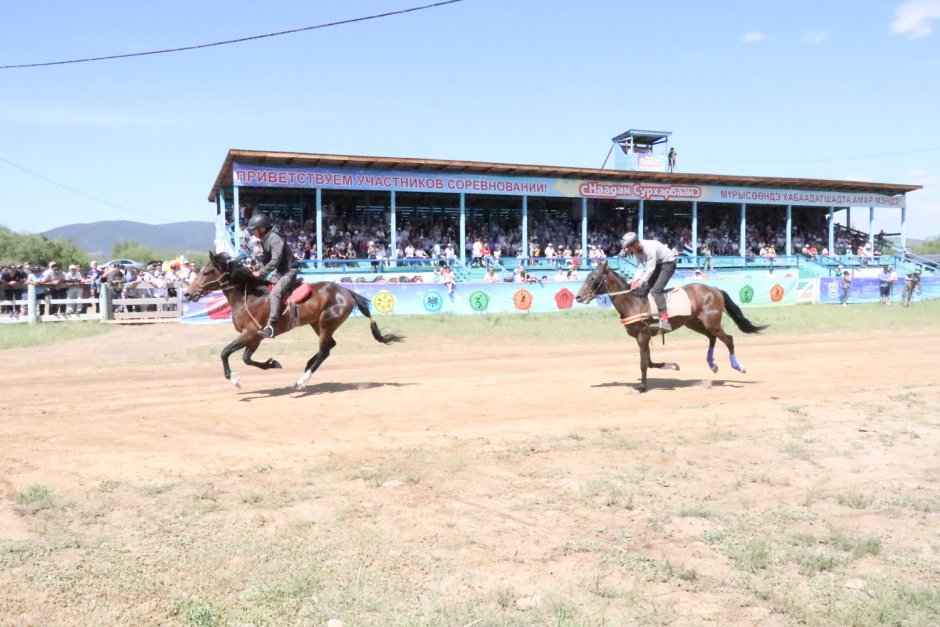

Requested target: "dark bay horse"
[
  {"left": 184, "top": 252, "right": 403, "bottom": 390},
  {"left": 575, "top": 260, "right": 766, "bottom": 392}
]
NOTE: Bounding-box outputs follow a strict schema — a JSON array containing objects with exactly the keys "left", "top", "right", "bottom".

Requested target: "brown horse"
[
  {"left": 184, "top": 252, "right": 403, "bottom": 390},
  {"left": 575, "top": 259, "right": 766, "bottom": 392}
]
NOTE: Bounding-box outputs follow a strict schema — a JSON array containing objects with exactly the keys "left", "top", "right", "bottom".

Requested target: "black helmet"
[{"left": 247, "top": 213, "right": 272, "bottom": 231}]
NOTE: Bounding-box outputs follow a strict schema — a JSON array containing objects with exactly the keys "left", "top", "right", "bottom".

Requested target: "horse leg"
[
  {"left": 220, "top": 331, "right": 254, "bottom": 388},
  {"left": 634, "top": 331, "right": 651, "bottom": 393},
  {"left": 713, "top": 326, "right": 746, "bottom": 373},
  {"left": 685, "top": 319, "right": 719, "bottom": 373},
  {"left": 242, "top": 337, "right": 282, "bottom": 370},
  {"left": 295, "top": 334, "right": 337, "bottom": 390}
]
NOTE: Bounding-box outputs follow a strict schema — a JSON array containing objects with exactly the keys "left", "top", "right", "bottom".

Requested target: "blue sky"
[{"left": 1, "top": 0, "right": 939, "bottom": 238}]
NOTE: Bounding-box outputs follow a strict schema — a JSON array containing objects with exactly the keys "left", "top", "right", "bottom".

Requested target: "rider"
[
  {"left": 248, "top": 213, "right": 298, "bottom": 339},
  {"left": 621, "top": 231, "right": 677, "bottom": 331}
]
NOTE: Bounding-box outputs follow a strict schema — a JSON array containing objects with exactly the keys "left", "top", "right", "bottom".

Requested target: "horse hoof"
[
  {"left": 710, "top": 364, "right": 719, "bottom": 373},
  {"left": 230, "top": 374, "right": 241, "bottom": 389},
  {"left": 634, "top": 385, "right": 647, "bottom": 394},
  {"left": 294, "top": 381, "right": 305, "bottom": 391},
  {"left": 739, "top": 367, "right": 747, "bottom": 374},
  {"left": 269, "top": 359, "right": 282, "bottom": 369}
]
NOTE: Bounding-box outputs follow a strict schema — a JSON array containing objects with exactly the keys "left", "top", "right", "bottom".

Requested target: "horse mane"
[{"left": 211, "top": 253, "right": 269, "bottom": 296}]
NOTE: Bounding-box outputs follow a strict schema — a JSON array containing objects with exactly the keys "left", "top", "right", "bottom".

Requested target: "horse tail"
[
  {"left": 719, "top": 289, "right": 768, "bottom": 334},
  {"left": 349, "top": 289, "right": 405, "bottom": 345}
]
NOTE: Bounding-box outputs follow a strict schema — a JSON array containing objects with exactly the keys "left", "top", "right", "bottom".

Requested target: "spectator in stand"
[
  {"left": 483, "top": 266, "right": 500, "bottom": 283},
  {"left": 367, "top": 240, "right": 379, "bottom": 272},
  {"left": 439, "top": 264, "right": 456, "bottom": 295},
  {"left": 471, "top": 237, "right": 483, "bottom": 267},
  {"left": 41, "top": 261, "right": 68, "bottom": 316},
  {"left": 64, "top": 264, "right": 84, "bottom": 314}
]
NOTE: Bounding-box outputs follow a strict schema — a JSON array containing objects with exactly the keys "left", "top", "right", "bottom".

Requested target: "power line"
[
  {"left": 0, "top": 0, "right": 465, "bottom": 69},
  {"left": 0, "top": 157, "right": 170, "bottom": 223}
]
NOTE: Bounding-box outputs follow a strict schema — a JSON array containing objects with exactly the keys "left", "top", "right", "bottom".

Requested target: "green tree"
[
  {"left": 0, "top": 226, "right": 88, "bottom": 268},
  {"left": 913, "top": 236, "right": 940, "bottom": 255}
]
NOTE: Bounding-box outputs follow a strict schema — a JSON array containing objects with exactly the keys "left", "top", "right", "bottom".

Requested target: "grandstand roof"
[{"left": 208, "top": 149, "right": 922, "bottom": 202}]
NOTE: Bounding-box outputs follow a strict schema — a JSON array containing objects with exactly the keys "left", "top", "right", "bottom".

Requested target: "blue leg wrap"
[
  {"left": 706, "top": 346, "right": 715, "bottom": 367},
  {"left": 730, "top": 354, "right": 743, "bottom": 371}
]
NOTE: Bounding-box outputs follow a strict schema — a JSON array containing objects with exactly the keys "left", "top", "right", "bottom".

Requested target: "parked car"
[{"left": 104, "top": 258, "right": 146, "bottom": 270}]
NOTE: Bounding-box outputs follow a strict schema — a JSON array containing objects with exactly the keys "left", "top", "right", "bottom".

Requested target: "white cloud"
[
  {"left": 742, "top": 31, "right": 766, "bottom": 43},
  {"left": 891, "top": 0, "right": 940, "bottom": 39},
  {"left": 803, "top": 30, "right": 829, "bottom": 45}
]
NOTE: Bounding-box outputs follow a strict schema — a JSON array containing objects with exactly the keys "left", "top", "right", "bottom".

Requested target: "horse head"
[
  {"left": 575, "top": 259, "right": 609, "bottom": 304},
  {"left": 184, "top": 251, "right": 229, "bottom": 302}
]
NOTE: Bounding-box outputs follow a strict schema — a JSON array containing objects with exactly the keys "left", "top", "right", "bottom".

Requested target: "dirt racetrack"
[{"left": 2, "top": 321, "right": 939, "bottom": 625}]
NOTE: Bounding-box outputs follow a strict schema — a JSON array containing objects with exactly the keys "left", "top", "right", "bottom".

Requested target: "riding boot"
[
  {"left": 657, "top": 312, "right": 672, "bottom": 331},
  {"left": 261, "top": 297, "right": 281, "bottom": 338}
]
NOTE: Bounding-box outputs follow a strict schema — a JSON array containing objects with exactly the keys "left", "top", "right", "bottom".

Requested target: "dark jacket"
[{"left": 258, "top": 228, "right": 296, "bottom": 279}]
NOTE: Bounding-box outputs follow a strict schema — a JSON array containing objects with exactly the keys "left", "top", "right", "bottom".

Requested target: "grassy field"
[
  {"left": 2, "top": 304, "right": 939, "bottom": 625},
  {"left": 0, "top": 321, "right": 114, "bottom": 350},
  {"left": 1, "top": 301, "right": 937, "bottom": 353}
]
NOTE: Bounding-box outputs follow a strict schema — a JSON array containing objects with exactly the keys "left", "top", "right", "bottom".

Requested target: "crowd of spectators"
[
  {"left": 0, "top": 258, "right": 197, "bottom": 318},
  {"left": 236, "top": 207, "right": 889, "bottom": 277}
]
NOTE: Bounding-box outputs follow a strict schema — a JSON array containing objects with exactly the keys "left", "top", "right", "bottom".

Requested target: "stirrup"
[
  {"left": 260, "top": 324, "right": 275, "bottom": 338},
  {"left": 657, "top": 319, "right": 672, "bottom": 331}
]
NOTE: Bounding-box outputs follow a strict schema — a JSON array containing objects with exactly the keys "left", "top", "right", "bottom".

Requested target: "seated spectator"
[
  {"left": 483, "top": 267, "right": 500, "bottom": 283},
  {"left": 440, "top": 264, "right": 456, "bottom": 295}
]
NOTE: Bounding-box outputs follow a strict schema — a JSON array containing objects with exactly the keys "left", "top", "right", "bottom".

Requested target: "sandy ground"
[{"left": 1, "top": 323, "right": 939, "bottom": 624}]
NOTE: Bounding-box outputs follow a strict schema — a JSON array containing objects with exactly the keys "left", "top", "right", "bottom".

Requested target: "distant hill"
[{"left": 43, "top": 220, "right": 214, "bottom": 256}]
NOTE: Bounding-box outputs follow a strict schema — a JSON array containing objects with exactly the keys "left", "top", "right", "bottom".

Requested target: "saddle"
[
  {"left": 620, "top": 287, "right": 691, "bottom": 328},
  {"left": 268, "top": 280, "right": 313, "bottom": 306}
]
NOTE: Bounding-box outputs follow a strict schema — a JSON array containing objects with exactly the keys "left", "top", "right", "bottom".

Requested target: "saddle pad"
[
  {"left": 287, "top": 282, "right": 312, "bottom": 305},
  {"left": 648, "top": 287, "right": 691, "bottom": 317}
]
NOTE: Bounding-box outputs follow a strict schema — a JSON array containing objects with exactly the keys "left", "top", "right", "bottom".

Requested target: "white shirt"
[{"left": 631, "top": 240, "right": 676, "bottom": 284}]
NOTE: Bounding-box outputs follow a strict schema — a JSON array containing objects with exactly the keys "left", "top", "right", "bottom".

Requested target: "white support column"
[
  {"left": 581, "top": 197, "right": 588, "bottom": 260},
  {"left": 459, "top": 193, "right": 466, "bottom": 265},
  {"left": 739, "top": 203, "right": 747, "bottom": 258},
  {"left": 232, "top": 184, "right": 241, "bottom": 253},
  {"left": 637, "top": 199, "right": 645, "bottom": 238},
  {"left": 521, "top": 196, "right": 528, "bottom": 259},
  {"left": 786, "top": 205, "right": 793, "bottom": 256},
  {"left": 691, "top": 201, "right": 698, "bottom": 259},
  {"left": 315, "top": 188, "right": 323, "bottom": 261},
  {"left": 390, "top": 190, "right": 397, "bottom": 259},
  {"left": 869, "top": 206, "right": 875, "bottom": 250}
]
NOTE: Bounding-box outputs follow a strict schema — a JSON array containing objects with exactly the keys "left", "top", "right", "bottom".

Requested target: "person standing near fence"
[
  {"left": 64, "top": 264, "right": 84, "bottom": 314},
  {"left": 41, "top": 261, "right": 67, "bottom": 316},
  {"left": 839, "top": 269, "right": 852, "bottom": 306}
]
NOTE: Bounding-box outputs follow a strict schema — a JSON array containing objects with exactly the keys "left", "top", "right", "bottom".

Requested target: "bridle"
[
  {"left": 582, "top": 266, "right": 634, "bottom": 302},
  {"left": 188, "top": 271, "right": 232, "bottom": 299}
]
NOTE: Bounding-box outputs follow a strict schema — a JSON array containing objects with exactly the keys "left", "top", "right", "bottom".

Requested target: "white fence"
[{"left": 0, "top": 283, "right": 184, "bottom": 324}]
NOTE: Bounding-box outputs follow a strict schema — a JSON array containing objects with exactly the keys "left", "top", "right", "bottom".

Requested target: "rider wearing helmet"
[
  {"left": 621, "top": 231, "right": 677, "bottom": 331},
  {"left": 248, "top": 212, "right": 298, "bottom": 338}
]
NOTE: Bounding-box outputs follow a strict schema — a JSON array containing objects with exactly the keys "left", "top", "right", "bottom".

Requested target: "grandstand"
[{"left": 207, "top": 148, "right": 928, "bottom": 284}]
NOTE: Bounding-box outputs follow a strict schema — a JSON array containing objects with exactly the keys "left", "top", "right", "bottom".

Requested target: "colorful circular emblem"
[
  {"left": 422, "top": 290, "right": 443, "bottom": 312},
  {"left": 468, "top": 290, "right": 489, "bottom": 312},
  {"left": 770, "top": 284, "right": 785, "bottom": 303},
  {"left": 739, "top": 285, "right": 755, "bottom": 304},
  {"left": 513, "top": 288, "right": 533, "bottom": 311},
  {"left": 372, "top": 290, "right": 396, "bottom": 314},
  {"left": 554, "top": 287, "right": 574, "bottom": 310}
]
